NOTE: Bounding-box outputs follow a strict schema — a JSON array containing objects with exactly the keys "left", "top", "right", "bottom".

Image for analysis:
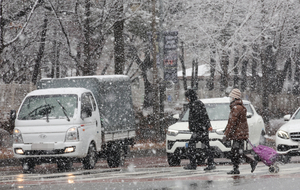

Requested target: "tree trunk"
[
  {"left": 0, "top": 0, "right": 3, "bottom": 55},
  {"left": 191, "top": 59, "right": 195, "bottom": 88},
  {"left": 207, "top": 50, "right": 216, "bottom": 91},
  {"left": 241, "top": 59, "right": 248, "bottom": 92},
  {"left": 55, "top": 42, "right": 61, "bottom": 78},
  {"left": 260, "top": 0, "right": 269, "bottom": 123},
  {"left": 251, "top": 44, "right": 259, "bottom": 91},
  {"left": 180, "top": 42, "right": 187, "bottom": 91},
  {"left": 195, "top": 59, "right": 199, "bottom": 90},
  {"left": 220, "top": 50, "right": 229, "bottom": 91},
  {"left": 32, "top": 12, "right": 48, "bottom": 84},
  {"left": 233, "top": 54, "right": 239, "bottom": 88},
  {"left": 83, "top": 0, "right": 92, "bottom": 76},
  {"left": 114, "top": 1, "right": 125, "bottom": 75}
]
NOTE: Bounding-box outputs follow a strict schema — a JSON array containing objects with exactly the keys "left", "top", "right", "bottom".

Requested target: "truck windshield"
[
  {"left": 180, "top": 103, "right": 252, "bottom": 121},
  {"left": 18, "top": 94, "right": 78, "bottom": 120}
]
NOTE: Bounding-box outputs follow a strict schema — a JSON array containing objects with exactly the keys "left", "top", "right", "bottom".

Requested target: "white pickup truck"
[{"left": 11, "top": 75, "right": 136, "bottom": 173}]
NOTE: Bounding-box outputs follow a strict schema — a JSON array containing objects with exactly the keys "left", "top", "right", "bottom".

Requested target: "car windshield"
[
  {"left": 292, "top": 109, "right": 300, "bottom": 119},
  {"left": 18, "top": 94, "right": 78, "bottom": 120},
  {"left": 180, "top": 102, "right": 252, "bottom": 121}
]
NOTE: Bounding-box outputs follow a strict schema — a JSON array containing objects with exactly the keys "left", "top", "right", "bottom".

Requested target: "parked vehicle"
[
  {"left": 276, "top": 107, "right": 300, "bottom": 163},
  {"left": 11, "top": 75, "right": 136, "bottom": 173},
  {"left": 166, "top": 97, "right": 265, "bottom": 166}
]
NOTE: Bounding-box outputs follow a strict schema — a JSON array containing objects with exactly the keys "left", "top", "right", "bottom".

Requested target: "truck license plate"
[{"left": 31, "top": 143, "right": 54, "bottom": 150}]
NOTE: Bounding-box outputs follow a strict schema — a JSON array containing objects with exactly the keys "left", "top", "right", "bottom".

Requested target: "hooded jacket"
[
  {"left": 188, "top": 100, "right": 211, "bottom": 135},
  {"left": 185, "top": 89, "right": 211, "bottom": 135},
  {"left": 224, "top": 99, "right": 249, "bottom": 140}
]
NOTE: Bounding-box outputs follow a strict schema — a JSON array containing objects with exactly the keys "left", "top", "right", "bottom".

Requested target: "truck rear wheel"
[
  {"left": 83, "top": 143, "right": 97, "bottom": 169},
  {"left": 167, "top": 153, "right": 181, "bottom": 166},
  {"left": 107, "top": 144, "right": 125, "bottom": 168}
]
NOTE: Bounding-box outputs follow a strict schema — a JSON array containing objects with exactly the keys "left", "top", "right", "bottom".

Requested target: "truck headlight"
[
  {"left": 65, "top": 127, "right": 79, "bottom": 141},
  {"left": 277, "top": 130, "right": 289, "bottom": 139},
  {"left": 167, "top": 129, "right": 179, "bottom": 136},
  {"left": 13, "top": 129, "right": 23, "bottom": 143}
]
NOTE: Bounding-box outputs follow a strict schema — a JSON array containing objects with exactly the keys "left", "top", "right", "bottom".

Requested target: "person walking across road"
[
  {"left": 224, "top": 88, "right": 258, "bottom": 175},
  {"left": 183, "top": 89, "right": 216, "bottom": 171}
]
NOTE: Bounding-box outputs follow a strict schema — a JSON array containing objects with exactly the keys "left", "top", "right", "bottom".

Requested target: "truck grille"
[
  {"left": 24, "top": 149, "right": 65, "bottom": 155},
  {"left": 290, "top": 132, "right": 300, "bottom": 141}
]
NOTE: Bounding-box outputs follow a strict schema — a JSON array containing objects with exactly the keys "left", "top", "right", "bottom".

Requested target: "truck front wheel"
[
  {"left": 83, "top": 143, "right": 97, "bottom": 169},
  {"left": 167, "top": 153, "right": 181, "bottom": 166}
]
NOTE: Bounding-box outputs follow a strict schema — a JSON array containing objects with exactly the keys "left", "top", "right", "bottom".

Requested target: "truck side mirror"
[
  {"left": 10, "top": 110, "right": 16, "bottom": 120},
  {"left": 81, "top": 107, "right": 92, "bottom": 120}
]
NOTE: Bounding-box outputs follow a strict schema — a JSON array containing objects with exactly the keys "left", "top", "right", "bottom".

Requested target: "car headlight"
[
  {"left": 13, "top": 129, "right": 23, "bottom": 143},
  {"left": 65, "top": 127, "right": 79, "bottom": 141},
  {"left": 167, "top": 129, "right": 179, "bottom": 136},
  {"left": 277, "top": 130, "right": 289, "bottom": 139}
]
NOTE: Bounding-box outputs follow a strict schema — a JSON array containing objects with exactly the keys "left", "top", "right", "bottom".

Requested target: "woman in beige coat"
[{"left": 224, "top": 88, "right": 257, "bottom": 175}]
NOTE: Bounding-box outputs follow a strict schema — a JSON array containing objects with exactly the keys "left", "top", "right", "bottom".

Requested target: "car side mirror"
[
  {"left": 284, "top": 114, "right": 291, "bottom": 121},
  {"left": 246, "top": 112, "right": 252, "bottom": 118},
  {"left": 81, "top": 107, "right": 92, "bottom": 120},
  {"left": 10, "top": 110, "right": 16, "bottom": 120}
]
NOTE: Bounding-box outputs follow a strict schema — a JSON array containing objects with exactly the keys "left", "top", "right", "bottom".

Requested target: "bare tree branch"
[{"left": 4, "top": 0, "right": 40, "bottom": 48}]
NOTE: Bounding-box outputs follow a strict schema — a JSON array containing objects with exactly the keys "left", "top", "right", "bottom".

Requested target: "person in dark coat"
[
  {"left": 183, "top": 89, "right": 216, "bottom": 170},
  {"left": 224, "top": 88, "right": 258, "bottom": 174}
]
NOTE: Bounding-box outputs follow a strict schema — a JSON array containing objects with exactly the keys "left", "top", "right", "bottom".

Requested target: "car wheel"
[
  {"left": 167, "top": 153, "right": 181, "bottom": 166},
  {"left": 83, "top": 143, "right": 97, "bottom": 169},
  {"left": 280, "top": 154, "right": 291, "bottom": 164}
]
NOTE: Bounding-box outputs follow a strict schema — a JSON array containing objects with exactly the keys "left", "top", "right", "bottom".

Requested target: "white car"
[
  {"left": 276, "top": 107, "right": 300, "bottom": 163},
  {"left": 166, "top": 97, "right": 266, "bottom": 166}
]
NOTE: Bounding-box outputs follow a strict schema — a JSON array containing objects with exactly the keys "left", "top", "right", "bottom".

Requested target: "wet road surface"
[{"left": 1, "top": 155, "right": 300, "bottom": 189}]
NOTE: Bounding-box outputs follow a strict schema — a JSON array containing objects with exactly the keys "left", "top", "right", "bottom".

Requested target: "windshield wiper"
[
  {"left": 22, "top": 104, "right": 54, "bottom": 121},
  {"left": 56, "top": 100, "right": 70, "bottom": 122}
]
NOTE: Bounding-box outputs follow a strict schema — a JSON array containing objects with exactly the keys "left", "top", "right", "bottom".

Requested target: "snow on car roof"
[
  {"left": 200, "top": 97, "right": 250, "bottom": 104},
  {"left": 27, "top": 88, "right": 89, "bottom": 96}
]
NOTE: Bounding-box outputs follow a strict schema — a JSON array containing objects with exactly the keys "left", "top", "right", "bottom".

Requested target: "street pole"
[
  {"left": 158, "top": 0, "right": 165, "bottom": 141},
  {"left": 151, "top": 0, "right": 160, "bottom": 142}
]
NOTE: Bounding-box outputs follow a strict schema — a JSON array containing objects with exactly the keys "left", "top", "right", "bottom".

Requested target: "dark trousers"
[
  {"left": 187, "top": 133, "right": 214, "bottom": 167},
  {"left": 231, "top": 140, "right": 254, "bottom": 169}
]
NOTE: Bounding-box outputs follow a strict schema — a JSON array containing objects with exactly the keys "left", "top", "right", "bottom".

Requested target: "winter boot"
[
  {"left": 204, "top": 165, "right": 216, "bottom": 171},
  {"left": 251, "top": 160, "right": 258, "bottom": 173},
  {"left": 227, "top": 165, "right": 240, "bottom": 175},
  {"left": 227, "top": 169, "right": 240, "bottom": 175}
]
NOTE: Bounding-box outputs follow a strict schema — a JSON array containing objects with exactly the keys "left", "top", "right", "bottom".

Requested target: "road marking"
[{"left": 1, "top": 162, "right": 300, "bottom": 187}]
